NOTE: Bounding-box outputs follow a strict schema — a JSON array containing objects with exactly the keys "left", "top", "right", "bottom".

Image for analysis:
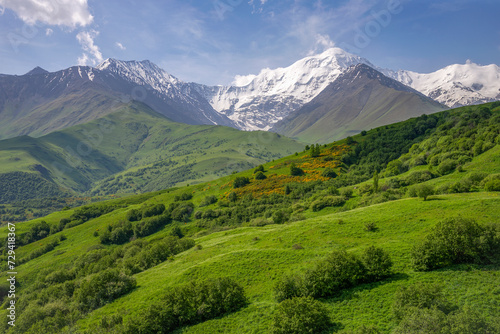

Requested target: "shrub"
[
  {"left": 484, "top": 179, "right": 500, "bottom": 191},
  {"left": 125, "top": 277, "right": 246, "bottom": 334},
  {"left": 254, "top": 165, "right": 265, "bottom": 173},
  {"left": 290, "top": 163, "right": 304, "bottom": 176},
  {"left": 174, "top": 193, "right": 193, "bottom": 201},
  {"left": 321, "top": 168, "right": 337, "bottom": 178},
  {"left": 392, "top": 307, "right": 447, "bottom": 334},
  {"left": 255, "top": 171, "right": 267, "bottom": 180},
  {"left": 142, "top": 204, "right": 165, "bottom": 218},
  {"left": 437, "top": 159, "right": 457, "bottom": 175},
  {"left": 274, "top": 275, "right": 303, "bottom": 302},
  {"left": 199, "top": 195, "right": 218, "bottom": 207},
  {"left": 272, "top": 210, "right": 288, "bottom": 224},
  {"left": 310, "top": 196, "right": 345, "bottom": 212},
  {"left": 364, "top": 222, "right": 377, "bottom": 232},
  {"left": 392, "top": 282, "right": 450, "bottom": 320},
  {"left": 134, "top": 215, "right": 171, "bottom": 238},
  {"left": 233, "top": 177, "right": 250, "bottom": 188},
  {"left": 403, "top": 170, "right": 434, "bottom": 185},
  {"left": 303, "top": 250, "right": 366, "bottom": 298},
  {"left": 76, "top": 269, "right": 136, "bottom": 311},
  {"left": 171, "top": 203, "right": 194, "bottom": 221},
  {"left": 271, "top": 297, "right": 332, "bottom": 334},
  {"left": 361, "top": 246, "right": 392, "bottom": 281},
  {"left": 411, "top": 217, "right": 500, "bottom": 271},
  {"left": 126, "top": 209, "right": 142, "bottom": 222}
]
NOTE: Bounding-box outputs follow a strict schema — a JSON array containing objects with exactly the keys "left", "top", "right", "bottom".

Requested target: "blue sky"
[{"left": 0, "top": 0, "right": 498, "bottom": 85}]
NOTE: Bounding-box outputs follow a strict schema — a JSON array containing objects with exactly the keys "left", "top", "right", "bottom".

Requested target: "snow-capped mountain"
[
  {"left": 194, "top": 48, "right": 499, "bottom": 131},
  {"left": 0, "top": 59, "right": 233, "bottom": 139},
  {"left": 95, "top": 59, "right": 234, "bottom": 126},
  {"left": 192, "top": 48, "right": 375, "bottom": 131},
  {"left": 384, "top": 61, "right": 500, "bottom": 108}
]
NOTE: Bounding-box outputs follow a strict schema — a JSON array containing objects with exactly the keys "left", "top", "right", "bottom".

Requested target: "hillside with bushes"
[{"left": 0, "top": 102, "right": 499, "bottom": 333}]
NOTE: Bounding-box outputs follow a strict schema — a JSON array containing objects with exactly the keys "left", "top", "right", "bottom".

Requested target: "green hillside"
[
  {"left": 0, "top": 102, "right": 499, "bottom": 333},
  {"left": 0, "top": 101, "right": 303, "bottom": 202}
]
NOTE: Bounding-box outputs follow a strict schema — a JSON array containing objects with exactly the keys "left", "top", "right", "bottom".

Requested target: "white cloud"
[
  {"left": 45, "top": 28, "right": 53, "bottom": 36},
  {"left": 115, "top": 42, "right": 126, "bottom": 50},
  {"left": 0, "top": 0, "right": 93, "bottom": 28},
  {"left": 76, "top": 30, "right": 103, "bottom": 66}
]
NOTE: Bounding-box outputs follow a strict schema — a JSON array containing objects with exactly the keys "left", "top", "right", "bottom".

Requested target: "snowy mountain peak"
[
  {"left": 385, "top": 61, "right": 500, "bottom": 108},
  {"left": 196, "top": 47, "right": 373, "bottom": 131},
  {"left": 96, "top": 58, "right": 180, "bottom": 87}
]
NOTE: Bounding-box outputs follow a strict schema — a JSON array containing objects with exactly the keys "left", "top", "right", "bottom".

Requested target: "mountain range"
[{"left": 1, "top": 47, "right": 498, "bottom": 142}]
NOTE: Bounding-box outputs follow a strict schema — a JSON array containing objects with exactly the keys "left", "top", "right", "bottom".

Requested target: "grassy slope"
[
  {"left": 1, "top": 103, "right": 499, "bottom": 333},
  {"left": 0, "top": 138, "right": 498, "bottom": 333},
  {"left": 0, "top": 101, "right": 303, "bottom": 196}
]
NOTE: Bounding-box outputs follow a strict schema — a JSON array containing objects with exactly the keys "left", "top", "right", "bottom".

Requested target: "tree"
[
  {"left": 310, "top": 144, "right": 320, "bottom": 157},
  {"left": 373, "top": 170, "right": 379, "bottom": 193},
  {"left": 254, "top": 165, "right": 265, "bottom": 173},
  {"left": 415, "top": 184, "right": 434, "bottom": 201}
]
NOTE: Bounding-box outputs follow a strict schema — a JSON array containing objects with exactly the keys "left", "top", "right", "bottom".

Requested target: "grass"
[{"left": 66, "top": 192, "right": 500, "bottom": 333}]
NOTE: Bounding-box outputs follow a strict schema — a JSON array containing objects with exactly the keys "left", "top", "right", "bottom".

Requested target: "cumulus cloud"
[
  {"left": 0, "top": 0, "right": 93, "bottom": 28},
  {"left": 76, "top": 30, "right": 103, "bottom": 66},
  {"left": 115, "top": 42, "right": 126, "bottom": 50}
]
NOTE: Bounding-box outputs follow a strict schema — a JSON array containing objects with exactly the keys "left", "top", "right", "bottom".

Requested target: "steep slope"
[
  {"left": 192, "top": 48, "right": 374, "bottom": 130},
  {"left": 272, "top": 64, "right": 446, "bottom": 143},
  {"left": 1, "top": 103, "right": 499, "bottom": 334},
  {"left": 0, "top": 101, "right": 302, "bottom": 201},
  {"left": 385, "top": 61, "right": 500, "bottom": 108},
  {"left": 0, "top": 60, "right": 233, "bottom": 140}
]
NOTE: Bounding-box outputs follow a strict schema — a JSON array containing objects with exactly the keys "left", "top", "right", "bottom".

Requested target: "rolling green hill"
[
  {"left": 0, "top": 101, "right": 303, "bottom": 203},
  {"left": 0, "top": 102, "right": 499, "bottom": 333}
]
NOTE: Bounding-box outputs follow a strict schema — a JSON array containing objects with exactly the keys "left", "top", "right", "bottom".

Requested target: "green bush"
[
  {"left": 361, "top": 246, "right": 393, "bottom": 281},
  {"left": 321, "top": 168, "right": 337, "bottom": 178},
  {"left": 310, "top": 196, "right": 345, "bottom": 212},
  {"left": 393, "top": 307, "right": 447, "bottom": 334},
  {"left": 134, "top": 214, "right": 171, "bottom": 238},
  {"left": 142, "top": 204, "right": 165, "bottom": 218},
  {"left": 271, "top": 297, "right": 332, "bottom": 334},
  {"left": 254, "top": 165, "right": 265, "bottom": 173},
  {"left": 437, "top": 159, "right": 457, "bottom": 175},
  {"left": 290, "top": 163, "right": 304, "bottom": 176},
  {"left": 76, "top": 269, "right": 136, "bottom": 311},
  {"left": 392, "top": 282, "right": 451, "bottom": 320},
  {"left": 233, "top": 177, "right": 250, "bottom": 188},
  {"left": 303, "top": 250, "right": 366, "bottom": 298},
  {"left": 174, "top": 193, "right": 193, "bottom": 201},
  {"left": 125, "top": 277, "right": 246, "bottom": 334},
  {"left": 411, "top": 217, "right": 500, "bottom": 271},
  {"left": 126, "top": 208, "right": 142, "bottom": 222},
  {"left": 274, "top": 274, "right": 304, "bottom": 302},
  {"left": 255, "top": 171, "right": 267, "bottom": 180},
  {"left": 484, "top": 179, "right": 500, "bottom": 191},
  {"left": 199, "top": 195, "right": 218, "bottom": 207}
]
